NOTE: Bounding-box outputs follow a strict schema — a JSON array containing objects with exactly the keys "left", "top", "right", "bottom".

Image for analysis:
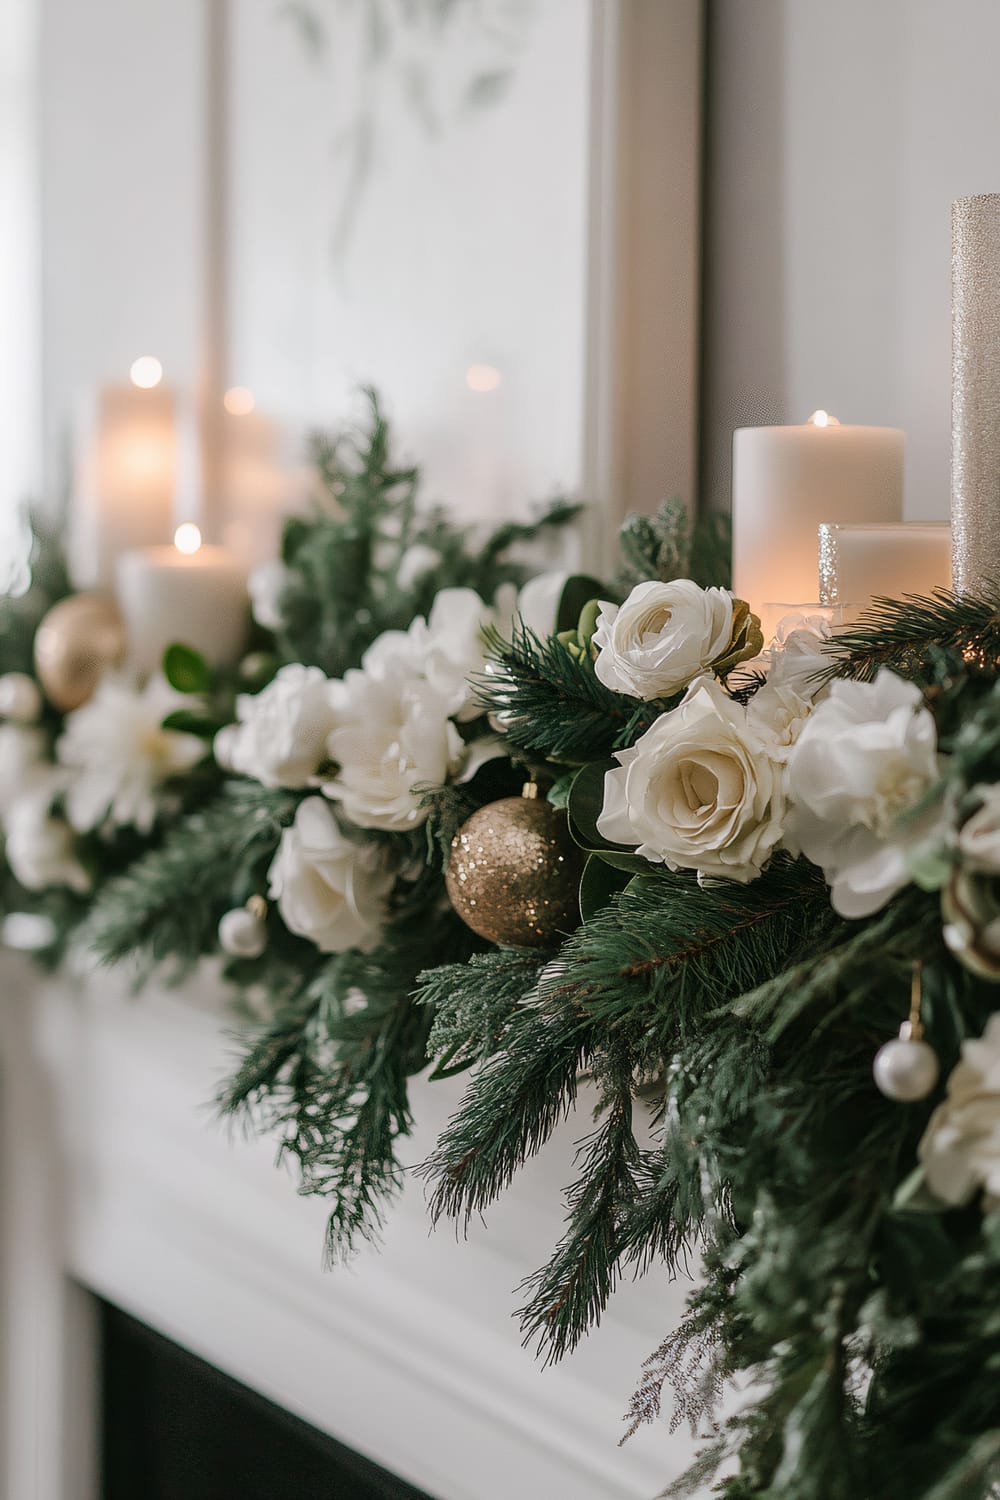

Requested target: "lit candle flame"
[
  {"left": 174, "top": 522, "right": 202, "bottom": 555},
  {"left": 808, "top": 409, "right": 840, "bottom": 428},
  {"left": 130, "top": 356, "right": 163, "bottom": 389}
]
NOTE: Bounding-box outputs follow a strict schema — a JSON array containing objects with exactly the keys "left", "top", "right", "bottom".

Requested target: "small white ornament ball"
[
  {"left": 0, "top": 672, "right": 42, "bottom": 723},
  {"left": 873, "top": 1036, "right": 940, "bottom": 1102},
  {"left": 218, "top": 905, "right": 267, "bottom": 959}
]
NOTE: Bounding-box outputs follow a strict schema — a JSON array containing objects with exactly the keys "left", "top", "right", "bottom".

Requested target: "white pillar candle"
[
  {"left": 732, "top": 411, "right": 904, "bottom": 612},
  {"left": 818, "top": 522, "right": 952, "bottom": 615},
  {"left": 218, "top": 394, "right": 290, "bottom": 570},
  {"left": 116, "top": 525, "right": 248, "bottom": 677},
  {"left": 69, "top": 360, "right": 178, "bottom": 589}
]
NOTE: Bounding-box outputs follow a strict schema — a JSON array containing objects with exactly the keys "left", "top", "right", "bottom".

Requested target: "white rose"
[
  {"left": 784, "top": 670, "right": 942, "bottom": 919},
  {"left": 248, "top": 560, "right": 294, "bottom": 631},
  {"left": 227, "top": 664, "right": 338, "bottom": 789},
  {"left": 4, "top": 792, "right": 90, "bottom": 894},
  {"left": 268, "top": 797, "right": 393, "bottom": 952},
  {"left": 958, "top": 785, "right": 1000, "bottom": 874},
  {"left": 597, "top": 675, "right": 786, "bottom": 883},
  {"left": 919, "top": 1012, "right": 1000, "bottom": 1209},
  {"left": 324, "top": 658, "right": 463, "bottom": 832},
  {"left": 58, "top": 675, "right": 205, "bottom": 835},
  {"left": 593, "top": 580, "right": 738, "bottom": 700},
  {"left": 767, "top": 614, "right": 835, "bottom": 696}
]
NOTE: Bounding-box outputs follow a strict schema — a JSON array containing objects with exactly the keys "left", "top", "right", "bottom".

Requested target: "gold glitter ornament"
[
  {"left": 445, "top": 784, "right": 585, "bottom": 947},
  {"left": 33, "top": 593, "right": 128, "bottom": 712}
]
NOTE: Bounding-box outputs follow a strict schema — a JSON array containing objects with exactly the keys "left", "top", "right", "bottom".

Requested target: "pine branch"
[
  {"left": 827, "top": 588, "right": 1000, "bottom": 684},
  {"left": 222, "top": 903, "right": 476, "bottom": 1258},
  {"left": 517, "top": 1045, "right": 641, "bottom": 1363},
  {"left": 419, "top": 996, "right": 595, "bottom": 1224},
  {"left": 85, "top": 782, "right": 300, "bottom": 978},
  {"left": 478, "top": 622, "right": 672, "bottom": 763},
  {"left": 417, "top": 949, "right": 548, "bottom": 1074}
]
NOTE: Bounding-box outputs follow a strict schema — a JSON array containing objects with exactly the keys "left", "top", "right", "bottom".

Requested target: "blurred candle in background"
[
  {"left": 818, "top": 522, "right": 952, "bottom": 616},
  {"left": 732, "top": 411, "right": 904, "bottom": 611},
  {"left": 218, "top": 387, "right": 290, "bottom": 569},
  {"left": 69, "top": 357, "right": 177, "bottom": 589},
  {"left": 116, "top": 522, "right": 248, "bottom": 676}
]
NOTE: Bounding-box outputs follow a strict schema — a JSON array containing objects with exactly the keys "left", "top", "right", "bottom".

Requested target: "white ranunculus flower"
[
  {"left": 57, "top": 675, "right": 205, "bottom": 835},
  {"left": 0, "top": 724, "right": 50, "bottom": 815},
  {"left": 919, "top": 1012, "right": 1000, "bottom": 1209},
  {"left": 597, "top": 675, "right": 786, "bottom": 883},
  {"left": 784, "top": 670, "right": 942, "bottom": 919},
  {"left": 248, "top": 559, "right": 294, "bottom": 631},
  {"left": 324, "top": 656, "right": 464, "bottom": 831},
  {"left": 268, "top": 797, "right": 393, "bottom": 952},
  {"left": 227, "top": 664, "right": 338, "bottom": 789},
  {"left": 4, "top": 792, "right": 90, "bottom": 894},
  {"left": 593, "top": 580, "right": 739, "bottom": 700},
  {"left": 958, "top": 785, "right": 1000, "bottom": 874}
]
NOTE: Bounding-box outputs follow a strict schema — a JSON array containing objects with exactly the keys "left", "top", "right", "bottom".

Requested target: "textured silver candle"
[{"left": 952, "top": 193, "right": 1000, "bottom": 595}]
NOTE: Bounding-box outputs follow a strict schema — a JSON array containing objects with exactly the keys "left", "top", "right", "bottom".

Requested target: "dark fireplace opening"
[{"left": 99, "top": 1300, "right": 436, "bottom": 1500}]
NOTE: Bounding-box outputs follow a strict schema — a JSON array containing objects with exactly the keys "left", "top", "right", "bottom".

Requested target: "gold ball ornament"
[
  {"left": 445, "top": 786, "right": 586, "bottom": 947},
  {"left": 33, "top": 593, "right": 128, "bottom": 712}
]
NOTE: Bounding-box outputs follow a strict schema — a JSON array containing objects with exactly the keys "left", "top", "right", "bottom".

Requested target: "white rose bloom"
[
  {"left": 593, "top": 579, "right": 737, "bottom": 700},
  {"left": 919, "top": 1013, "right": 1000, "bottom": 1209},
  {"left": 958, "top": 785, "right": 1000, "bottom": 874},
  {"left": 597, "top": 675, "right": 786, "bottom": 883},
  {"left": 268, "top": 797, "right": 393, "bottom": 952},
  {"left": 784, "top": 670, "right": 942, "bottom": 919},
  {"left": 324, "top": 657, "right": 463, "bottom": 832},
  {"left": 4, "top": 792, "right": 90, "bottom": 894},
  {"left": 227, "top": 664, "right": 338, "bottom": 788},
  {"left": 57, "top": 675, "right": 205, "bottom": 835},
  {"left": 0, "top": 724, "right": 50, "bottom": 815},
  {"left": 248, "top": 559, "right": 294, "bottom": 631},
  {"left": 767, "top": 614, "right": 835, "bottom": 696},
  {"left": 746, "top": 679, "right": 814, "bottom": 758}
]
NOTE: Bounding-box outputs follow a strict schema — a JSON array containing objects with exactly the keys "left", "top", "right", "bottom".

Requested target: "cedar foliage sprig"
[{"left": 273, "top": 386, "right": 579, "bottom": 677}]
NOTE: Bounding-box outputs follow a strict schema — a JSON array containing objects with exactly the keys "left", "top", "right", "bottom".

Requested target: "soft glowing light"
[
  {"left": 807, "top": 409, "right": 840, "bottom": 428},
  {"left": 466, "top": 363, "right": 502, "bottom": 393},
  {"left": 173, "top": 522, "right": 202, "bottom": 555},
  {"left": 130, "top": 356, "right": 163, "bottom": 389},
  {"left": 223, "top": 385, "right": 256, "bottom": 416}
]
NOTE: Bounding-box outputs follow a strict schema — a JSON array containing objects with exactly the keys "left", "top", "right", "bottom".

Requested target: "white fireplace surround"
[{"left": 0, "top": 953, "right": 697, "bottom": 1500}]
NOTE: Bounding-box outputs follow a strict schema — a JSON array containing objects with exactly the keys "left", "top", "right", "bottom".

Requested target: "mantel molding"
[{"left": 0, "top": 955, "right": 695, "bottom": 1500}]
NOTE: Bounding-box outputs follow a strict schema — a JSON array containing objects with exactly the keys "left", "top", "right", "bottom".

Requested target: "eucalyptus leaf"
[{"left": 162, "top": 643, "right": 212, "bottom": 695}]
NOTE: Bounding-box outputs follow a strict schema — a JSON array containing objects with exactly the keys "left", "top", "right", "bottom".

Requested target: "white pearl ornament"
[
  {"left": 873, "top": 1032, "right": 940, "bottom": 1102},
  {"left": 0, "top": 672, "right": 42, "bottom": 723},
  {"left": 218, "top": 901, "right": 268, "bottom": 958}
]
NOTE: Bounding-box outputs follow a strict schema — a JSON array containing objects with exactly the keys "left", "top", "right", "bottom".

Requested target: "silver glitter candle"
[{"left": 952, "top": 193, "right": 1000, "bottom": 595}]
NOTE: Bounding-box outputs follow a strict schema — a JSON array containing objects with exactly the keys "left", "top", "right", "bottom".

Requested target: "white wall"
[
  {"left": 0, "top": 0, "right": 42, "bottom": 568},
  {"left": 703, "top": 0, "right": 1000, "bottom": 521}
]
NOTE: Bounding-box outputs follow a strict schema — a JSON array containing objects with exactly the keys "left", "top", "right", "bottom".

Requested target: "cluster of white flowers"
[
  {"left": 595, "top": 582, "right": 946, "bottom": 913},
  {"left": 0, "top": 669, "right": 215, "bottom": 898},
  {"left": 225, "top": 584, "right": 528, "bottom": 951}
]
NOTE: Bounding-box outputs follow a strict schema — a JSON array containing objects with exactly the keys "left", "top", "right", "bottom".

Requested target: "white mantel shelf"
[{"left": 0, "top": 953, "right": 696, "bottom": 1500}]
